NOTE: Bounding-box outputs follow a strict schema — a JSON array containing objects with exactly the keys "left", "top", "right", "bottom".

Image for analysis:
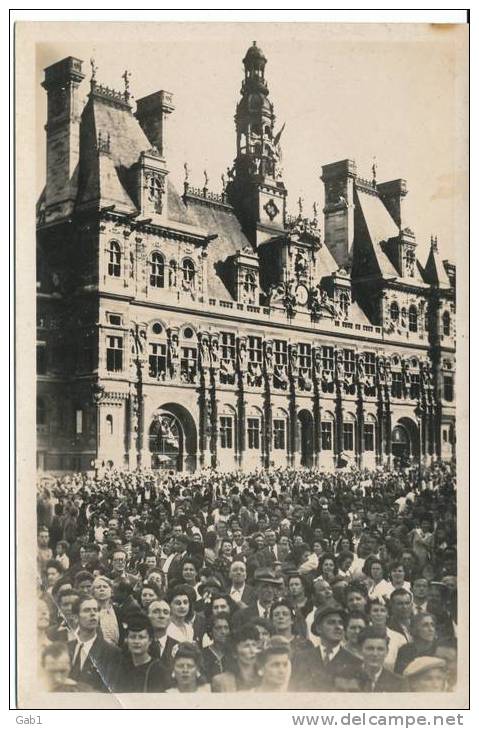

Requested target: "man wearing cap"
[
  {"left": 357, "top": 626, "right": 405, "bottom": 692},
  {"left": 403, "top": 656, "right": 447, "bottom": 692},
  {"left": 309, "top": 605, "right": 361, "bottom": 691},
  {"left": 232, "top": 568, "right": 282, "bottom": 627}
]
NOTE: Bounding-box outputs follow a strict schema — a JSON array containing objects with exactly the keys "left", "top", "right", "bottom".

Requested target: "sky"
[{"left": 34, "top": 22, "right": 468, "bottom": 264}]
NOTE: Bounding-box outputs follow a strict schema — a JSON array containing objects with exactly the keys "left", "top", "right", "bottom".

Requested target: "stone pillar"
[
  {"left": 127, "top": 391, "right": 139, "bottom": 468},
  {"left": 210, "top": 371, "right": 218, "bottom": 469},
  {"left": 384, "top": 401, "right": 392, "bottom": 468},
  {"left": 289, "top": 386, "right": 297, "bottom": 468},
  {"left": 263, "top": 375, "right": 272, "bottom": 470},
  {"left": 237, "top": 374, "right": 246, "bottom": 469},
  {"left": 376, "top": 399, "right": 384, "bottom": 466},
  {"left": 313, "top": 388, "right": 321, "bottom": 468},
  {"left": 335, "top": 391, "right": 343, "bottom": 467},
  {"left": 139, "top": 393, "right": 150, "bottom": 467},
  {"left": 198, "top": 373, "right": 210, "bottom": 468},
  {"left": 356, "top": 389, "right": 364, "bottom": 468}
]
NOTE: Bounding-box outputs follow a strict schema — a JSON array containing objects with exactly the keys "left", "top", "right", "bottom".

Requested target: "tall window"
[
  {"left": 180, "top": 346, "right": 197, "bottom": 383},
  {"left": 219, "top": 416, "right": 233, "bottom": 449},
  {"left": 220, "top": 332, "right": 236, "bottom": 384},
  {"left": 148, "top": 342, "right": 167, "bottom": 379},
  {"left": 343, "top": 422, "right": 354, "bottom": 451},
  {"left": 322, "top": 346, "right": 334, "bottom": 371},
  {"left": 443, "top": 311, "right": 451, "bottom": 336},
  {"left": 391, "top": 371, "right": 403, "bottom": 398},
  {"left": 443, "top": 375, "right": 454, "bottom": 402},
  {"left": 364, "top": 424, "right": 375, "bottom": 451},
  {"left": 149, "top": 252, "right": 165, "bottom": 288},
  {"left": 274, "top": 340, "right": 288, "bottom": 365},
  {"left": 410, "top": 373, "right": 421, "bottom": 399},
  {"left": 409, "top": 305, "right": 418, "bottom": 332},
  {"left": 182, "top": 258, "right": 195, "bottom": 284},
  {"left": 106, "top": 414, "right": 114, "bottom": 435},
  {"left": 363, "top": 352, "right": 376, "bottom": 376},
  {"left": 37, "top": 343, "right": 47, "bottom": 374},
  {"left": 321, "top": 421, "right": 333, "bottom": 451},
  {"left": 248, "top": 336, "right": 263, "bottom": 363},
  {"left": 247, "top": 418, "right": 261, "bottom": 449},
  {"left": 273, "top": 420, "right": 286, "bottom": 450},
  {"left": 344, "top": 349, "right": 356, "bottom": 375},
  {"left": 298, "top": 343, "right": 311, "bottom": 371},
  {"left": 405, "top": 249, "right": 415, "bottom": 274},
  {"left": 106, "top": 336, "right": 123, "bottom": 372},
  {"left": 108, "top": 241, "right": 121, "bottom": 277},
  {"left": 390, "top": 302, "right": 399, "bottom": 322}
]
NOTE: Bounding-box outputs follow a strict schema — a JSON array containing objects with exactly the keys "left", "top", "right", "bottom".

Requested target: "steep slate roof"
[
  {"left": 420, "top": 241, "right": 451, "bottom": 289},
  {"left": 353, "top": 190, "right": 399, "bottom": 279},
  {"left": 184, "top": 199, "right": 253, "bottom": 300}
]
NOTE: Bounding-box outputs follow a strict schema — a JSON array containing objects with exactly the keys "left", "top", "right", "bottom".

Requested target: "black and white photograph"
[{"left": 13, "top": 16, "right": 469, "bottom": 710}]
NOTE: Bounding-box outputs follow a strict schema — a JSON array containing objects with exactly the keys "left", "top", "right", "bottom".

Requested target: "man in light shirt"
[{"left": 228, "top": 561, "right": 255, "bottom": 607}]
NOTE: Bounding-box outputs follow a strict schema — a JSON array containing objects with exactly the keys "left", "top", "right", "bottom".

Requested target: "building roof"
[
  {"left": 420, "top": 238, "right": 452, "bottom": 289},
  {"left": 354, "top": 189, "right": 399, "bottom": 279}
]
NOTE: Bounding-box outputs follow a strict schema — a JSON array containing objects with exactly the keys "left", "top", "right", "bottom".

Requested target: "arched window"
[
  {"left": 182, "top": 258, "right": 195, "bottom": 285},
  {"left": 390, "top": 301, "right": 399, "bottom": 322},
  {"left": 405, "top": 249, "right": 415, "bottom": 274},
  {"left": 408, "top": 305, "right": 418, "bottom": 332},
  {"left": 106, "top": 414, "right": 114, "bottom": 435},
  {"left": 149, "top": 251, "right": 165, "bottom": 288},
  {"left": 244, "top": 272, "right": 256, "bottom": 302},
  {"left": 443, "top": 311, "right": 451, "bottom": 336},
  {"left": 37, "top": 397, "right": 46, "bottom": 426},
  {"left": 108, "top": 241, "right": 121, "bottom": 277}
]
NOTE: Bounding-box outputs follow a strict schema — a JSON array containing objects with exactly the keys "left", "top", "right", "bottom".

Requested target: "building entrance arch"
[
  {"left": 149, "top": 403, "right": 197, "bottom": 472},
  {"left": 391, "top": 417, "right": 420, "bottom": 464},
  {"left": 297, "top": 409, "right": 314, "bottom": 467}
]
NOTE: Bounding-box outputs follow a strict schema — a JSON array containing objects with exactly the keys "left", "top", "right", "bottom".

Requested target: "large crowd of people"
[{"left": 36, "top": 462, "right": 458, "bottom": 694}]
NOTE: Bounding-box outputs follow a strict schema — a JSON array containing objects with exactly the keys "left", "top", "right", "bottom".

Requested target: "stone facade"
[{"left": 36, "top": 45, "right": 456, "bottom": 474}]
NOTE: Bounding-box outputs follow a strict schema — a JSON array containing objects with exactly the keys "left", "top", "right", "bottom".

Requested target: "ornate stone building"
[{"left": 36, "top": 44, "right": 456, "bottom": 474}]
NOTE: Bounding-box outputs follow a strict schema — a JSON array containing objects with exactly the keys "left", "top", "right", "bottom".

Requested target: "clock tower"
[{"left": 227, "top": 42, "right": 287, "bottom": 248}]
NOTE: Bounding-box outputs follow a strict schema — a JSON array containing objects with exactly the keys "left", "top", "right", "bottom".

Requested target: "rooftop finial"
[
  {"left": 298, "top": 196, "right": 303, "bottom": 217},
  {"left": 372, "top": 156, "right": 377, "bottom": 186},
  {"left": 184, "top": 162, "right": 189, "bottom": 182},
  {"left": 221, "top": 173, "right": 226, "bottom": 192},
  {"left": 312, "top": 201, "right": 318, "bottom": 220},
  {"left": 431, "top": 234, "right": 438, "bottom": 252},
  {"left": 90, "top": 57, "right": 98, "bottom": 87},
  {"left": 122, "top": 69, "right": 131, "bottom": 101},
  {"left": 203, "top": 170, "right": 209, "bottom": 190}
]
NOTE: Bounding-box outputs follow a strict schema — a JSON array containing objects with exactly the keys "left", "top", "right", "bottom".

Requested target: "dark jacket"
[
  {"left": 394, "top": 641, "right": 437, "bottom": 675},
  {"left": 149, "top": 635, "right": 178, "bottom": 672},
  {"left": 360, "top": 667, "right": 406, "bottom": 692},
  {"left": 116, "top": 655, "right": 169, "bottom": 693},
  {"left": 68, "top": 633, "right": 122, "bottom": 692},
  {"left": 307, "top": 646, "right": 363, "bottom": 691}
]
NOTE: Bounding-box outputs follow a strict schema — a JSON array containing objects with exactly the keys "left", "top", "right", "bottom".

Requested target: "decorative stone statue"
[
  {"left": 335, "top": 350, "right": 345, "bottom": 382},
  {"left": 264, "top": 342, "right": 274, "bottom": 377},
  {"left": 356, "top": 356, "right": 366, "bottom": 385},
  {"left": 169, "top": 331, "right": 180, "bottom": 378},
  {"left": 199, "top": 333, "right": 211, "bottom": 371},
  {"left": 237, "top": 338, "right": 248, "bottom": 374},
  {"left": 313, "top": 348, "right": 322, "bottom": 380},
  {"left": 289, "top": 345, "right": 299, "bottom": 379},
  {"left": 210, "top": 336, "right": 220, "bottom": 370}
]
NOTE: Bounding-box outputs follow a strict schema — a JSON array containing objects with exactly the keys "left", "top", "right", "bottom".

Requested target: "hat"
[
  {"left": 310, "top": 603, "right": 347, "bottom": 636},
  {"left": 403, "top": 657, "right": 446, "bottom": 679},
  {"left": 254, "top": 567, "right": 283, "bottom": 586},
  {"left": 197, "top": 576, "right": 224, "bottom": 596}
]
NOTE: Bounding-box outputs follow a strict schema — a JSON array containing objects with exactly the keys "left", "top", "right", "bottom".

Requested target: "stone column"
[
  {"left": 210, "top": 370, "right": 218, "bottom": 469},
  {"left": 356, "top": 386, "right": 364, "bottom": 468},
  {"left": 263, "top": 375, "right": 272, "bottom": 470}
]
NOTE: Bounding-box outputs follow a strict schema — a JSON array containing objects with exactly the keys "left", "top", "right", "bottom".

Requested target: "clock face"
[{"left": 295, "top": 284, "right": 309, "bottom": 307}]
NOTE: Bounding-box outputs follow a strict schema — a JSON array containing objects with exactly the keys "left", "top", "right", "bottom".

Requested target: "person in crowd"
[
  {"left": 286, "top": 573, "right": 312, "bottom": 618},
  {"left": 139, "top": 581, "right": 164, "bottom": 612},
  {"left": 91, "top": 575, "right": 123, "bottom": 646},
  {"left": 250, "top": 616, "right": 274, "bottom": 650},
  {"left": 343, "top": 611, "right": 368, "bottom": 661},
  {"left": 309, "top": 605, "right": 361, "bottom": 690},
  {"left": 201, "top": 613, "right": 231, "bottom": 681},
  {"left": 363, "top": 558, "right": 391, "bottom": 602},
  {"left": 255, "top": 636, "right": 292, "bottom": 693},
  {"left": 41, "top": 642, "right": 93, "bottom": 692},
  {"left": 403, "top": 656, "right": 447, "bottom": 692},
  {"left": 212, "top": 625, "right": 261, "bottom": 692},
  {"left": 37, "top": 598, "right": 52, "bottom": 652},
  {"left": 395, "top": 613, "right": 438, "bottom": 674},
  {"left": 117, "top": 614, "right": 169, "bottom": 692},
  {"left": 68, "top": 595, "right": 121, "bottom": 692},
  {"left": 232, "top": 568, "right": 282, "bottom": 626},
  {"left": 167, "top": 642, "right": 210, "bottom": 693},
  {"left": 166, "top": 583, "right": 196, "bottom": 643},
  {"left": 147, "top": 599, "right": 178, "bottom": 669},
  {"left": 357, "top": 626, "right": 405, "bottom": 692},
  {"left": 367, "top": 599, "right": 406, "bottom": 671},
  {"left": 388, "top": 588, "right": 414, "bottom": 641},
  {"left": 228, "top": 561, "right": 256, "bottom": 607},
  {"left": 47, "top": 589, "right": 80, "bottom": 643}
]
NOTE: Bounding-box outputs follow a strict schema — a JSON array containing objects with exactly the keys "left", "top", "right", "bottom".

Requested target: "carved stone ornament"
[{"left": 264, "top": 199, "right": 279, "bottom": 221}]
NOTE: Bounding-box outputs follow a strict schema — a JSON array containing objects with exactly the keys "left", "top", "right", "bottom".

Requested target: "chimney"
[
  {"left": 42, "top": 57, "right": 85, "bottom": 222},
  {"left": 135, "top": 90, "right": 175, "bottom": 159},
  {"left": 376, "top": 178, "right": 408, "bottom": 228},
  {"left": 321, "top": 159, "right": 357, "bottom": 268}
]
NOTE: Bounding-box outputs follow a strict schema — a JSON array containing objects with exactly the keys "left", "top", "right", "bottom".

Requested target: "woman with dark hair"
[
  {"left": 203, "top": 532, "right": 218, "bottom": 567},
  {"left": 201, "top": 613, "right": 232, "bottom": 681},
  {"left": 334, "top": 536, "right": 353, "bottom": 557},
  {"left": 336, "top": 551, "right": 355, "bottom": 578},
  {"left": 286, "top": 573, "right": 312, "bottom": 618},
  {"left": 317, "top": 553, "right": 338, "bottom": 583},
  {"left": 363, "top": 557, "right": 391, "bottom": 602},
  {"left": 144, "top": 567, "right": 167, "bottom": 596},
  {"left": 166, "top": 583, "right": 196, "bottom": 643},
  {"left": 177, "top": 557, "right": 201, "bottom": 595},
  {"left": 211, "top": 625, "right": 261, "bottom": 692},
  {"left": 166, "top": 642, "right": 210, "bottom": 693},
  {"left": 270, "top": 597, "right": 315, "bottom": 687},
  {"left": 250, "top": 616, "right": 274, "bottom": 650},
  {"left": 255, "top": 636, "right": 292, "bottom": 693},
  {"left": 139, "top": 581, "right": 164, "bottom": 613},
  {"left": 116, "top": 614, "right": 169, "bottom": 692},
  {"left": 395, "top": 613, "right": 438, "bottom": 674}
]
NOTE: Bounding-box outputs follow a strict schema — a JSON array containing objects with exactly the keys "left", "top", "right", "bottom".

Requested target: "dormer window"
[
  {"left": 405, "top": 248, "right": 415, "bottom": 276},
  {"left": 244, "top": 271, "right": 257, "bottom": 303},
  {"left": 150, "top": 251, "right": 165, "bottom": 288},
  {"left": 339, "top": 292, "right": 349, "bottom": 317},
  {"left": 182, "top": 258, "right": 195, "bottom": 285},
  {"left": 108, "top": 241, "right": 121, "bottom": 277},
  {"left": 390, "top": 301, "right": 399, "bottom": 322},
  {"left": 148, "top": 175, "right": 164, "bottom": 213}
]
